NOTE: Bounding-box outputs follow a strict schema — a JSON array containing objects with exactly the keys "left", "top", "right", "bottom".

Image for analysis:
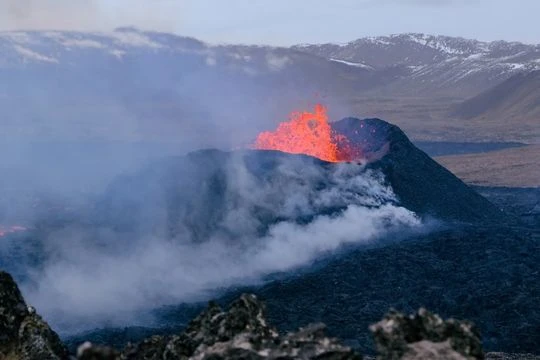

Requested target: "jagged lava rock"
[
  {"left": 78, "top": 294, "right": 360, "bottom": 360},
  {"left": 1, "top": 272, "right": 535, "bottom": 360},
  {"left": 0, "top": 271, "right": 68, "bottom": 360},
  {"left": 369, "top": 308, "right": 483, "bottom": 360}
]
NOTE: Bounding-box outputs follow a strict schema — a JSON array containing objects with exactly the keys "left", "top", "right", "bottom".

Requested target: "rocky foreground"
[{"left": 0, "top": 271, "right": 537, "bottom": 360}]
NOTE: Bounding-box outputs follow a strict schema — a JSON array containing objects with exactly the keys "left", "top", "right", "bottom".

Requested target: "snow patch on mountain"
[
  {"left": 62, "top": 39, "right": 106, "bottom": 49},
  {"left": 13, "top": 45, "right": 58, "bottom": 63},
  {"left": 110, "top": 31, "right": 164, "bottom": 49},
  {"left": 110, "top": 49, "right": 126, "bottom": 59},
  {"left": 330, "top": 58, "right": 373, "bottom": 69},
  {"left": 365, "top": 37, "right": 392, "bottom": 46},
  {"left": 1, "top": 32, "right": 35, "bottom": 45}
]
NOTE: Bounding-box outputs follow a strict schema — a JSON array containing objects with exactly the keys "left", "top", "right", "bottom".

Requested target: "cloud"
[{"left": 0, "top": 0, "right": 184, "bottom": 32}]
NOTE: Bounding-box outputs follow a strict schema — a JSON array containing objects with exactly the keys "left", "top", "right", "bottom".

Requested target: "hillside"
[
  {"left": 452, "top": 71, "right": 540, "bottom": 119},
  {"left": 294, "top": 33, "right": 540, "bottom": 98},
  {"left": 447, "top": 71, "right": 540, "bottom": 142}
]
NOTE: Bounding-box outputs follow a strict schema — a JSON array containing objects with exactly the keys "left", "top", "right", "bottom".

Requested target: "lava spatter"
[{"left": 253, "top": 104, "right": 359, "bottom": 162}]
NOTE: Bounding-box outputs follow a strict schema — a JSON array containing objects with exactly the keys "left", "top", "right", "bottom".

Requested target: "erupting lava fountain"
[{"left": 253, "top": 104, "right": 363, "bottom": 163}]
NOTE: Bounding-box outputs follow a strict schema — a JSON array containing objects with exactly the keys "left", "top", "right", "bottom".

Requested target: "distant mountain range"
[
  {"left": 0, "top": 28, "right": 538, "bottom": 143},
  {"left": 2, "top": 29, "right": 537, "bottom": 98},
  {"left": 294, "top": 33, "right": 540, "bottom": 97}
]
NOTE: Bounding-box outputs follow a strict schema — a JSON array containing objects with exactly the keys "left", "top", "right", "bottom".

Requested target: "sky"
[{"left": 0, "top": 0, "right": 539, "bottom": 45}]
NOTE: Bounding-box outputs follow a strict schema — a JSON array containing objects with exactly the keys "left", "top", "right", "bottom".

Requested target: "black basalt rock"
[
  {"left": 0, "top": 271, "right": 69, "bottom": 360},
  {"left": 369, "top": 308, "right": 484, "bottom": 360},
  {"left": 332, "top": 117, "right": 506, "bottom": 224},
  {"left": 78, "top": 294, "right": 360, "bottom": 360}
]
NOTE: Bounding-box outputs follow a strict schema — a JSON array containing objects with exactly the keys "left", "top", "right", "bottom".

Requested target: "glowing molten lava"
[{"left": 253, "top": 104, "right": 353, "bottom": 162}]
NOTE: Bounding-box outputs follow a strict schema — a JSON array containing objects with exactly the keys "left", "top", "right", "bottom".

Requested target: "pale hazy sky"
[{"left": 0, "top": 0, "right": 538, "bottom": 45}]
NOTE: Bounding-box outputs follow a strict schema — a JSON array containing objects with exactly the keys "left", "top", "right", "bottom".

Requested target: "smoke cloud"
[
  {"left": 3, "top": 154, "right": 423, "bottom": 334},
  {"left": 0, "top": 0, "right": 182, "bottom": 33}
]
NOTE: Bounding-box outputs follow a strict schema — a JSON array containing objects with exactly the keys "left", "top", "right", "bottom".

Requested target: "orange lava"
[{"left": 253, "top": 104, "right": 353, "bottom": 162}]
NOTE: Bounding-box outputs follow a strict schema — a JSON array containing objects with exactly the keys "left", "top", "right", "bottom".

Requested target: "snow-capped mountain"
[
  {"left": 6, "top": 29, "right": 537, "bottom": 100},
  {"left": 0, "top": 28, "right": 538, "bottom": 143},
  {"left": 0, "top": 27, "right": 379, "bottom": 81},
  {"left": 293, "top": 33, "right": 540, "bottom": 97}
]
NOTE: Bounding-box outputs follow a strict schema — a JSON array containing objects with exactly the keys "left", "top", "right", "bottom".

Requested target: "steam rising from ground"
[{"left": 15, "top": 154, "right": 421, "bottom": 333}]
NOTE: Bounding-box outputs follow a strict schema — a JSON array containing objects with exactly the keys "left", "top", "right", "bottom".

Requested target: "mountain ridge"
[
  {"left": 2, "top": 28, "right": 538, "bottom": 96},
  {"left": 1, "top": 28, "right": 538, "bottom": 143},
  {"left": 293, "top": 33, "right": 540, "bottom": 97}
]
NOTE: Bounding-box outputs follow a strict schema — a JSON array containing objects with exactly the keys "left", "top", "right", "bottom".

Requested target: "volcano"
[
  {"left": 331, "top": 117, "right": 505, "bottom": 223},
  {"left": 7, "top": 115, "right": 534, "bottom": 355},
  {"left": 94, "top": 115, "right": 504, "bottom": 237},
  {"left": 49, "top": 116, "right": 535, "bottom": 354}
]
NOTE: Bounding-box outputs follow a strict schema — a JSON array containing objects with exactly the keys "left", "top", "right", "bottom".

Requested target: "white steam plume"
[{"left": 20, "top": 155, "right": 422, "bottom": 333}]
